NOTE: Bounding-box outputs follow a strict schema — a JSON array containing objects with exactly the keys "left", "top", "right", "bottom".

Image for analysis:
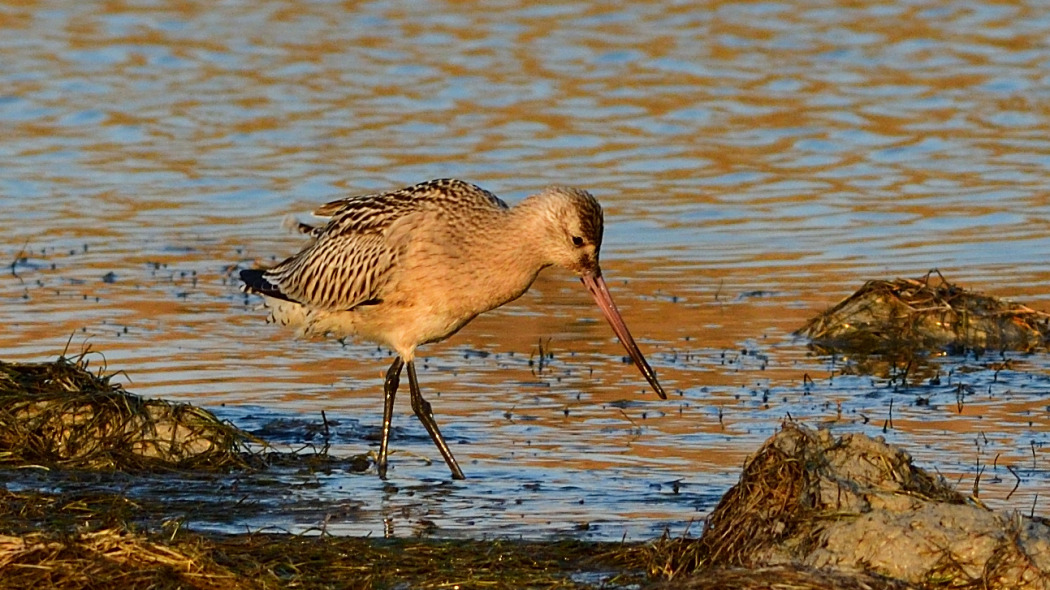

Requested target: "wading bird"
[{"left": 241, "top": 178, "right": 666, "bottom": 480}]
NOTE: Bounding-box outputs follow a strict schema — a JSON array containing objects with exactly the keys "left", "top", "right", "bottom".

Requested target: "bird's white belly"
[
  {"left": 260, "top": 294, "right": 474, "bottom": 358},
  {"left": 262, "top": 297, "right": 355, "bottom": 339}
]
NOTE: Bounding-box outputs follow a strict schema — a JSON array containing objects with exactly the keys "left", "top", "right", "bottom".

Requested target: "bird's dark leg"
[
  {"left": 378, "top": 356, "right": 404, "bottom": 480},
  {"left": 406, "top": 360, "right": 465, "bottom": 480}
]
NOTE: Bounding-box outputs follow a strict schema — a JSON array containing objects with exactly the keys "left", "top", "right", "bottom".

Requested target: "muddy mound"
[
  {"left": 0, "top": 353, "right": 251, "bottom": 471},
  {"left": 797, "top": 272, "right": 1050, "bottom": 355},
  {"left": 649, "top": 423, "right": 1050, "bottom": 589}
]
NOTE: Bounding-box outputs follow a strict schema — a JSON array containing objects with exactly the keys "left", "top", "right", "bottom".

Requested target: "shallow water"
[{"left": 2, "top": 0, "right": 1050, "bottom": 541}]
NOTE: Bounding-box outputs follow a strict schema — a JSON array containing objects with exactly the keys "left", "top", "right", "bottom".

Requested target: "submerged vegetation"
[{"left": 0, "top": 489, "right": 642, "bottom": 590}]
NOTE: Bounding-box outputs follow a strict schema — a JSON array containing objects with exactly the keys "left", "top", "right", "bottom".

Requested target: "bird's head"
[
  {"left": 531, "top": 185, "right": 666, "bottom": 400},
  {"left": 534, "top": 186, "right": 605, "bottom": 276}
]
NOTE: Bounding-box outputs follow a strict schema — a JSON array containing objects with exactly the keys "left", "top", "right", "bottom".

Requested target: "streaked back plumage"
[{"left": 260, "top": 178, "right": 509, "bottom": 313}]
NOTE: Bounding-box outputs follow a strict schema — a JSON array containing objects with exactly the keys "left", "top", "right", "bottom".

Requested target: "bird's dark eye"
[{"left": 571, "top": 236, "right": 584, "bottom": 247}]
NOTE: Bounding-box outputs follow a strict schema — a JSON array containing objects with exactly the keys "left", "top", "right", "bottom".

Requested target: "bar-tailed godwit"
[{"left": 241, "top": 178, "right": 666, "bottom": 480}]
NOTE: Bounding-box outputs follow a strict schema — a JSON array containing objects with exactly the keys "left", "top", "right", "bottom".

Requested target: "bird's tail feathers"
[{"left": 240, "top": 268, "right": 296, "bottom": 303}]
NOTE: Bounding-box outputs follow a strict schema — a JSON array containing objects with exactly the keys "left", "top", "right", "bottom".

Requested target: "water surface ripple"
[{"left": 2, "top": 0, "right": 1050, "bottom": 540}]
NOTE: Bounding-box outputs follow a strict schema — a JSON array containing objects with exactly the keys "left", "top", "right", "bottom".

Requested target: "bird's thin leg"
[
  {"left": 378, "top": 356, "right": 404, "bottom": 480},
  {"left": 406, "top": 360, "right": 465, "bottom": 480}
]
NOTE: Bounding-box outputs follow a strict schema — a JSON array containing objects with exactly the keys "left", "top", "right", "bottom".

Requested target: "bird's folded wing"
[
  {"left": 264, "top": 230, "right": 396, "bottom": 311},
  {"left": 257, "top": 179, "right": 508, "bottom": 312}
]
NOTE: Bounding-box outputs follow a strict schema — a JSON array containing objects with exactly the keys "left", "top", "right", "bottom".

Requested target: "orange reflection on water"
[{"left": 1, "top": 0, "right": 1050, "bottom": 538}]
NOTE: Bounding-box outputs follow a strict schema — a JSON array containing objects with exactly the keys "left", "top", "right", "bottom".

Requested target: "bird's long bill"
[{"left": 581, "top": 271, "right": 667, "bottom": 400}]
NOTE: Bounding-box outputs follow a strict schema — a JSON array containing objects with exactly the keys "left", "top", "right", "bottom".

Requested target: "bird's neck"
[
  {"left": 461, "top": 197, "right": 557, "bottom": 309},
  {"left": 503, "top": 193, "right": 562, "bottom": 266}
]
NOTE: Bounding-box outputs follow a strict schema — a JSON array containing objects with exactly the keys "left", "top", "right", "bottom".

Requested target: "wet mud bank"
[
  {"left": 3, "top": 353, "right": 1050, "bottom": 588},
  {"left": 650, "top": 423, "right": 1050, "bottom": 589}
]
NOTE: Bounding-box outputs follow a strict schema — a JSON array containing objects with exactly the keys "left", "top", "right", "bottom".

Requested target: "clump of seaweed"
[
  {"left": 640, "top": 423, "right": 1050, "bottom": 589},
  {"left": 797, "top": 271, "right": 1050, "bottom": 355},
  {"left": 0, "top": 351, "right": 252, "bottom": 471}
]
